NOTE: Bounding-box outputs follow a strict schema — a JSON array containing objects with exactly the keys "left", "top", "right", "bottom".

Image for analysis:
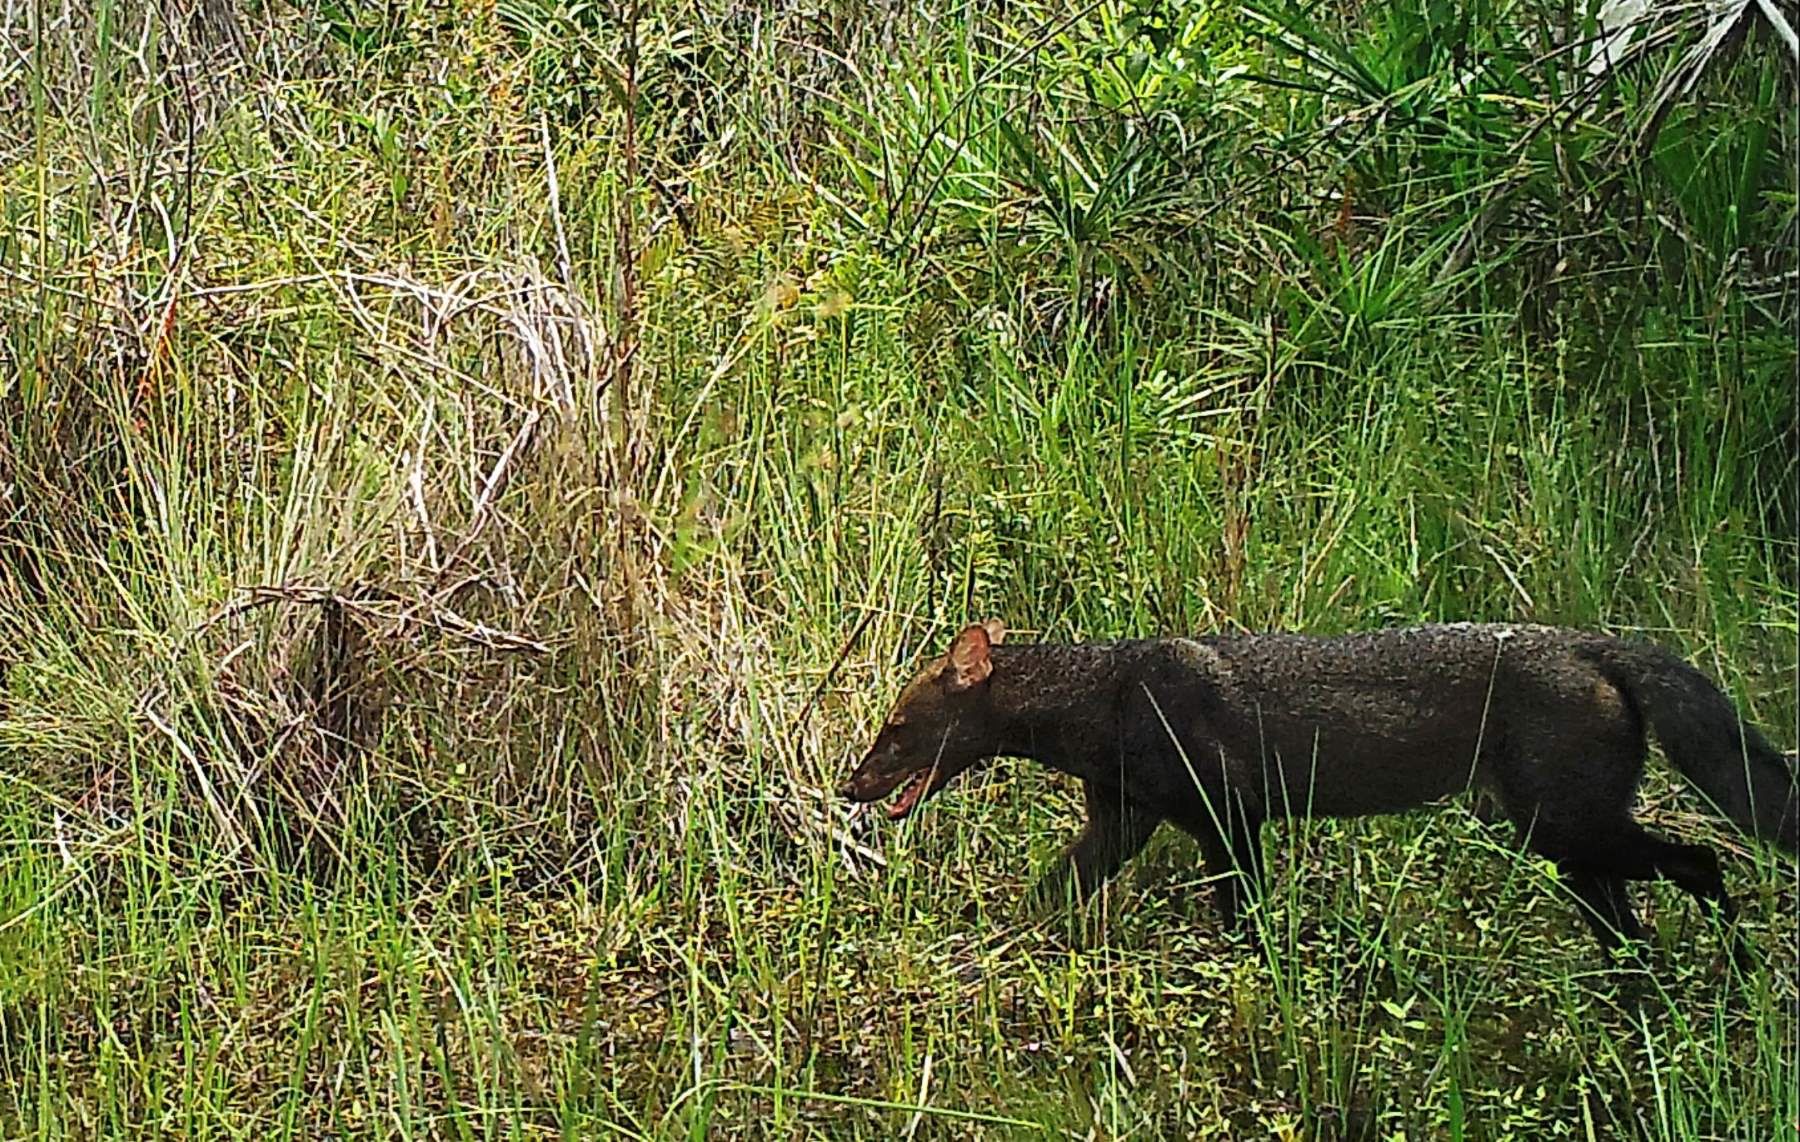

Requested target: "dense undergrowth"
[{"left": 1, "top": 0, "right": 1795, "bottom": 1136}]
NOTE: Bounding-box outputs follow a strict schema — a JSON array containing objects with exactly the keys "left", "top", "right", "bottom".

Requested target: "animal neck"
[{"left": 983, "top": 642, "right": 1141, "bottom": 783}]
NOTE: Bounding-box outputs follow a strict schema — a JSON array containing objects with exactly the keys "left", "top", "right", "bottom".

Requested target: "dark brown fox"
[{"left": 839, "top": 621, "right": 1798, "bottom": 953}]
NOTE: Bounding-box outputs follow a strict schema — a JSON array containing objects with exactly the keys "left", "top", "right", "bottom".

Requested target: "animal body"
[{"left": 839, "top": 621, "right": 1797, "bottom": 954}]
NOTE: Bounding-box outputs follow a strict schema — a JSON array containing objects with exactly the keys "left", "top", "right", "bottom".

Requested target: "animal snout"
[
  {"left": 837, "top": 749, "right": 886, "bottom": 800},
  {"left": 837, "top": 758, "right": 876, "bottom": 801}
]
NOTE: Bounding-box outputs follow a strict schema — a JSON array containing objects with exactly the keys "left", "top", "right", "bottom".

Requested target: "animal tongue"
[{"left": 887, "top": 770, "right": 931, "bottom": 819}]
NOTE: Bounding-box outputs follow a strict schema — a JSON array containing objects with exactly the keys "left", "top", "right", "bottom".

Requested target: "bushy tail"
[{"left": 1588, "top": 640, "right": 1798, "bottom": 853}]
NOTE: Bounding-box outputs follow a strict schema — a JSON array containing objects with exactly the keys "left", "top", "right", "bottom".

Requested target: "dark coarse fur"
[{"left": 839, "top": 622, "right": 1798, "bottom": 955}]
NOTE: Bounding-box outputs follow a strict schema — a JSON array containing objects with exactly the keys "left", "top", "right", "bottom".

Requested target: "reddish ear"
[{"left": 946, "top": 623, "right": 995, "bottom": 691}]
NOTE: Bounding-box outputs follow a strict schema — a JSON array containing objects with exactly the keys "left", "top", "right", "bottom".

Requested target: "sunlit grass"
[{"left": 0, "top": 0, "right": 1794, "bottom": 1137}]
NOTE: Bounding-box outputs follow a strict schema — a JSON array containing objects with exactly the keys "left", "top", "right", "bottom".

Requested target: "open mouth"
[{"left": 886, "top": 767, "right": 940, "bottom": 820}]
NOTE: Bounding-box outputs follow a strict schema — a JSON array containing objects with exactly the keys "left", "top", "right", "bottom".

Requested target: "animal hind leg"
[
  {"left": 1491, "top": 746, "right": 1650, "bottom": 954},
  {"left": 1601, "top": 826, "right": 1748, "bottom": 965},
  {"left": 1554, "top": 819, "right": 1742, "bottom": 959},
  {"left": 1570, "top": 822, "right": 1737, "bottom": 924},
  {"left": 1499, "top": 802, "right": 1646, "bottom": 953},
  {"left": 1563, "top": 869, "right": 1644, "bottom": 951},
  {"left": 1639, "top": 837, "right": 1734, "bottom": 924}
]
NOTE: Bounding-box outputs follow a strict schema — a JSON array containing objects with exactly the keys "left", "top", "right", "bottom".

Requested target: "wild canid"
[{"left": 840, "top": 621, "right": 1797, "bottom": 953}]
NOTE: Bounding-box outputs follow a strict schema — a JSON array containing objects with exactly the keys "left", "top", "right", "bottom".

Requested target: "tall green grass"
[{"left": 1, "top": 0, "right": 1794, "bottom": 1137}]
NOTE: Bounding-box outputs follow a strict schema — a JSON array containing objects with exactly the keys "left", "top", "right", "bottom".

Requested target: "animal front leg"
[
  {"left": 1172, "top": 790, "right": 1265, "bottom": 934},
  {"left": 1027, "top": 781, "right": 1161, "bottom": 912}
]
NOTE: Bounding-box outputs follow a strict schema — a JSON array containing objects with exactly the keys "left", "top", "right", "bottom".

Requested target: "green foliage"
[{"left": 0, "top": 0, "right": 1794, "bottom": 1137}]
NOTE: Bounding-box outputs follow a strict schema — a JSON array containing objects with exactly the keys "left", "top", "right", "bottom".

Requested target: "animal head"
[{"left": 838, "top": 619, "right": 1007, "bottom": 819}]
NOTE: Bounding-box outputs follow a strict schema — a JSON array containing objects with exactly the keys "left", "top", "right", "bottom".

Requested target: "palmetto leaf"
[
  {"left": 1637, "top": 0, "right": 1797, "bottom": 154},
  {"left": 1585, "top": 0, "right": 1655, "bottom": 76},
  {"left": 1432, "top": 0, "right": 1794, "bottom": 287}
]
